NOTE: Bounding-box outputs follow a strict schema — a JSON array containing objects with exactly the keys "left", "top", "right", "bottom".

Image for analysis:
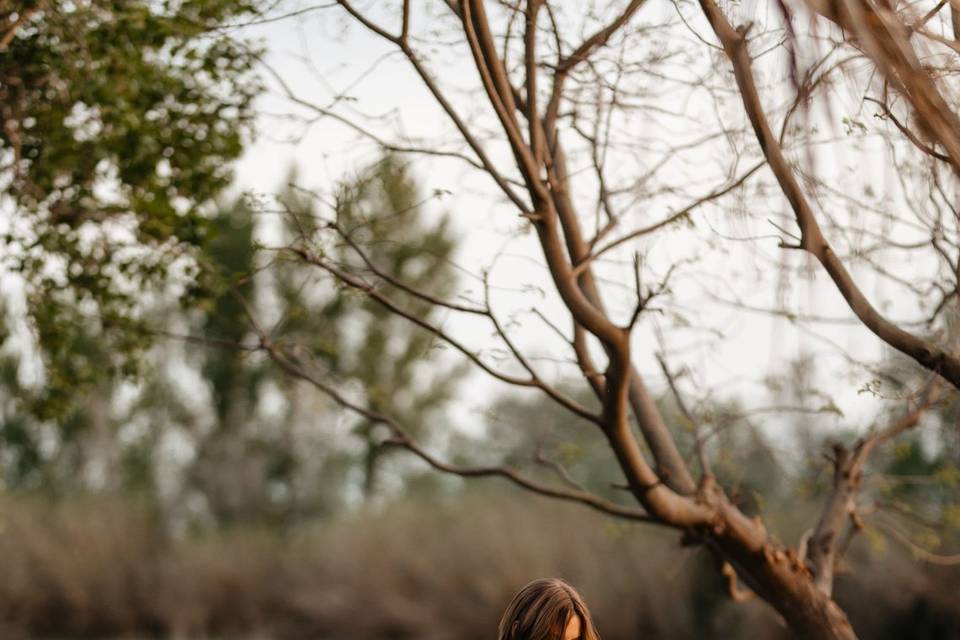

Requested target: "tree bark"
[
  {"left": 777, "top": 597, "right": 857, "bottom": 640},
  {"left": 701, "top": 485, "right": 861, "bottom": 639}
]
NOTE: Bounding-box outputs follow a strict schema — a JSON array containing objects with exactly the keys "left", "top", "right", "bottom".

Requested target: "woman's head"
[{"left": 496, "top": 578, "right": 600, "bottom": 640}]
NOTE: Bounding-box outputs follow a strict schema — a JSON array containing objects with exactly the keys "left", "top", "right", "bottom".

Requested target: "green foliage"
[
  {"left": 197, "top": 197, "right": 260, "bottom": 421},
  {"left": 166, "top": 157, "right": 467, "bottom": 522},
  {"left": 469, "top": 383, "right": 612, "bottom": 496},
  {"left": 0, "top": 0, "right": 261, "bottom": 417},
  {"left": 0, "top": 152, "right": 467, "bottom": 524},
  {"left": 2, "top": 1, "right": 258, "bottom": 229},
  {"left": 869, "top": 351, "right": 960, "bottom": 540},
  {"left": 471, "top": 381, "right": 785, "bottom": 515},
  {"left": 273, "top": 156, "right": 467, "bottom": 497}
]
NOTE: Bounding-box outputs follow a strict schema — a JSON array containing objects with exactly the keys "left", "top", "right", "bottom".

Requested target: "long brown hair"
[{"left": 496, "top": 578, "right": 601, "bottom": 640}]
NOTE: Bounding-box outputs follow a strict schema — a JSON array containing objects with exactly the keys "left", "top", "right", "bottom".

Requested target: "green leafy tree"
[
  {"left": 860, "top": 352, "right": 960, "bottom": 561},
  {"left": 471, "top": 382, "right": 784, "bottom": 515},
  {"left": 0, "top": 0, "right": 261, "bottom": 414},
  {"left": 163, "top": 157, "right": 466, "bottom": 522},
  {"left": 270, "top": 156, "right": 467, "bottom": 498},
  {"left": 0, "top": 300, "right": 124, "bottom": 493},
  {"left": 1, "top": 153, "right": 467, "bottom": 524}
]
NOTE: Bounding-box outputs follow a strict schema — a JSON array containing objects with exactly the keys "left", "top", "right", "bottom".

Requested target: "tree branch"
[
  {"left": 0, "top": 6, "right": 37, "bottom": 52},
  {"left": 806, "top": 377, "right": 945, "bottom": 595},
  {"left": 262, "top": 334, "right": 654, "bottom": 523},
  {"left": 699, "top": 0, "right": 960, "bottom": 390}
]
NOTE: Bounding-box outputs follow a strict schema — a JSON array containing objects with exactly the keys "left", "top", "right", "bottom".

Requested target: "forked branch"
[
  {"left": 807, "top": 378, "right": 946, "bottom": 595},
  {"left": 699, "top": 0, "right": 960, "bottom": 390}
]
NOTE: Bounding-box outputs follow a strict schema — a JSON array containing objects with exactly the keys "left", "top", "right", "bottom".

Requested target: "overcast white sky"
[{"left": 228, "top": 0, "right": 933, "bottom": 453}]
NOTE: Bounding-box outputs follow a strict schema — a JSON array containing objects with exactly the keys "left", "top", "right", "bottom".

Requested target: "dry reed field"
[{"left": 0, "top": 490, "right": 956, "bottom": 639}]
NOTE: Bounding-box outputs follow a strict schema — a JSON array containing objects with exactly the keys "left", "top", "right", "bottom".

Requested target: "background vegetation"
[{"left": 1, "top": 1, "right": 959, "bottom": 638}]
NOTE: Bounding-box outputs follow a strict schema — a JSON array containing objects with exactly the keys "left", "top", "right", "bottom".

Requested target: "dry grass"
[{"left": 0, "top": 489, "right": 955, "bottom": 639}]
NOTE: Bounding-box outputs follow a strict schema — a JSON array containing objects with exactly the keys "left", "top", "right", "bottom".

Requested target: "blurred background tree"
[
  {"left": 0, "top": 0, "right": 260, "bottom": 418},
  {"left": 1, "top": 152, "right": 467, "bottom": 530}
]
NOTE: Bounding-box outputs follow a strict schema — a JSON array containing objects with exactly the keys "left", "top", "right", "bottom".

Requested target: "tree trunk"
[
  {"left": 725, "top": 553, "right": 858, "bottom": 639},
  {"left": 731, "top": 549, "right": 859, "bottom": 640},
  {"left": 776, "top": 594, "right": 857, "bottom": 640},
  {"left": 705, "top": 495, "right": 860, "bottom": 639}
]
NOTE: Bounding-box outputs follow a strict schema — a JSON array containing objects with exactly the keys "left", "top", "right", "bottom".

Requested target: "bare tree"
[{"left": 241, "top": 1, "right": 960, "bottom": 638}]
